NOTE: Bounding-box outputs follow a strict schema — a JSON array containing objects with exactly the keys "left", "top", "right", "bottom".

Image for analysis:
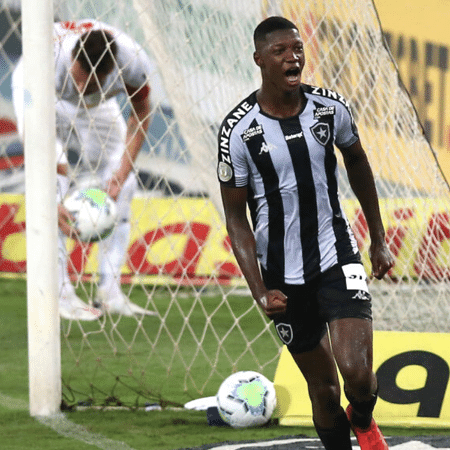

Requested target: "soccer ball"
[
  {"left": 216, "top": 371, "right": 277, "bottom": 428},
  {"left": 63, "top": 188, "right": 117, "bottom": 242}
]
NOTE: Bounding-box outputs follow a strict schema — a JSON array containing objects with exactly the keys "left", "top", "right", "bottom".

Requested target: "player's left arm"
[
  {"left": 107, "top": 83, "right": 151, "bottom": 200},
  {"left": 341, "top": 139, "right": 394, "bottom": 279}
]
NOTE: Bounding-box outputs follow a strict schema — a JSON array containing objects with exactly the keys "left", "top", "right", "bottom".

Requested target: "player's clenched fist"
[{"left": 258, "top": 290, "right": 288, "bottom": 317}]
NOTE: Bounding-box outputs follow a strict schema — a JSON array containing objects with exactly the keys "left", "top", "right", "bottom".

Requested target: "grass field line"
[
  {"left": 36, "top": 414, "right": 138, "bottom": 450},
  {"left": 210, "top": 437, "right": 321, "bottom": 449},
  {"left": 0, "top": 392, "right": 28, "bottom": 410},
  {"left": 391, "top": 444, "right": 448, "bottom": 450},
  {"left": 208, "top": 437, "right": 447, "bottom": 450},
  {"left": 0, "top": 390, "right": 137, "bottom": 450}
]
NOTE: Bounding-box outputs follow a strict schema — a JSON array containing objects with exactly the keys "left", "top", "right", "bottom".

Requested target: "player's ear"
[{"left": 253, "top": 51, "right": 263, "bottom": 68}]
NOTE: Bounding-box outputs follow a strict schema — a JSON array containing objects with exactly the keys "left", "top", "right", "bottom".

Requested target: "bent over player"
[
  {"left": 218, "top": 17, "right": 393, "bottom": 450},
  {"left": 12, "top": 20, "right": 156, "bottom": 320}
]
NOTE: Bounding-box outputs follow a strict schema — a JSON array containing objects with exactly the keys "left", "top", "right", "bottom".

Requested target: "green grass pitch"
[{"left": 2, "top": 278, "right": 449, "bottom": 449}]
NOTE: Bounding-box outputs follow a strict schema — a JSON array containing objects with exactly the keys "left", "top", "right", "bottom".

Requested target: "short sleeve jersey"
[
  {"left": 217, "top": 84, "right": 361, "bottom": 285},
  {"left": 53, "top": 20, "right": 152, "bottom": 108}
]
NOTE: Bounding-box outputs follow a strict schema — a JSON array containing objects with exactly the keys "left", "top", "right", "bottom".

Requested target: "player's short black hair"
[
  {"left": 72, "top": 30, "right": 117, "bottom": 75},
  {"left": 253, "top": 16, "right": 298, "bottom": 49}
]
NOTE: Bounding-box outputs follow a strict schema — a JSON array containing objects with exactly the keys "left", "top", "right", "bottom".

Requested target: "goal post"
[
  {"left": 1, "top": 0, "right": 450, "bottom": 412},
  {"left": 22, "top": 0, "right": 61, "bottom": 416}
]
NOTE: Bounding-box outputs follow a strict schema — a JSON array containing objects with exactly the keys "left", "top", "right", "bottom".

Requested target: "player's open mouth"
[{"left": 285, "top": 67, "right": 300, "bottom": 83}]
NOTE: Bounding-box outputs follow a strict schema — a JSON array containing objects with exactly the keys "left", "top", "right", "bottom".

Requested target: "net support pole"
[{"left": 22, "top": 0, "right": 61, "bottom": 416}]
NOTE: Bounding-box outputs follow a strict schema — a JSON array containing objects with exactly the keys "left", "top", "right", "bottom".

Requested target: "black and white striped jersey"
[{"left": 217, "top": 84, "right": 361, "bottom": 285}]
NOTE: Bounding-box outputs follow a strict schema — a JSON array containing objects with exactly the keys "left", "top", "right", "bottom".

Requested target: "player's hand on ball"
[
  {"left": 106, "top": 177, "right": 121, "bottom": 201},
  {"left": 106, "top": 170, "right": 127, "bottom": 201},
  {"left": 259, "top": 290, "right": 287, "bottom": 317},
  {"left": 58, "top": 203, "right": 79, "bottom": 239}
]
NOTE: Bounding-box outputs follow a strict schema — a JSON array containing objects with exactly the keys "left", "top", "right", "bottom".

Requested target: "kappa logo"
[
  {"left": 310, "top": 122, "right": 331, "bottom": 146},
  {"left": 259, "top": 142, "right": 276, "bottom": 155},
  {"left": 276, "top": 323, "right": 293, "bottom": 345},
  {"left": 352, "top": 290, "right": 371, "bottom": 301}
]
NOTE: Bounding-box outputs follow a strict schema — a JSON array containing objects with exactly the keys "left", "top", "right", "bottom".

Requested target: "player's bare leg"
[
  {"left": 330, "top": 318, "right": 388, "bottom": 449},
  {"left": 291, "top": 333, "right": 352, "bottom": 450}
]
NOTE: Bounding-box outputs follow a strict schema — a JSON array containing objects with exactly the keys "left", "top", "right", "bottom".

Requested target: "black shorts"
[{"left": 268, "top": 263, "right": 372, "bottom": 354}]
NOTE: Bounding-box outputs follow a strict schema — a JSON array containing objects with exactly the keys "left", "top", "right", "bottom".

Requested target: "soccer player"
[
  {"left": 12, "top": 20, "right": 156, "bottom": 320},
  {"left": 218, "top": 16, "right": 393, "bottom": 450}
]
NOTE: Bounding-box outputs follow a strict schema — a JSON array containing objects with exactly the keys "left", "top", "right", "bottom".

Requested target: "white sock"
[
  {"left": 98, "top": 221, "right": 130, "bottom": 297},
  {"left": 58, "top": 230, "right": 76, "bottom": 299}
]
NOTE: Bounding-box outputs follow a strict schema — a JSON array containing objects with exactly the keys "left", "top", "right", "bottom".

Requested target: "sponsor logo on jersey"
[
  {"left": 311, "top": 86, "right": 351, "bottom": 109},
  {"left": 285, "top": 131, "right": 304, "bottom": 141},
  {"left": 314, "top": 106, "right": 335, "bottom": 119},
  {"left": 310, "top": 122, "right": 331, "bottom": 146},
  {"left": 276, "top": 323, "right": 293, "bottom": 345},
  {"left": 218, "top": 100, "right": 253, "bottom": 168},
  {"left": 310, "top": 85, "right": 357, "bottom": 127},
  {"left": 218, "top": 99, "right": 254, "bottom": 184},
  {"left": 242, "top": 124, "right": 264, "bottom": 142}
]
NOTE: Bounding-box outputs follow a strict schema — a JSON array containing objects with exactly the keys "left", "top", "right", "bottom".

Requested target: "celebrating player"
[
  {"left": 218, "top": 16, "right": 393, "bottom": 450},
  {"left": 12, "top": 20, "right": 156, "bottom": 320}
]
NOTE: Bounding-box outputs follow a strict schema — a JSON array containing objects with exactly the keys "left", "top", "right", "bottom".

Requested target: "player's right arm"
[
  {"left": 341, "top": 139, "right": 394, "bottom": 279},
  {"left": 220, "top": 184, "right": 287, "bottom": 317}
]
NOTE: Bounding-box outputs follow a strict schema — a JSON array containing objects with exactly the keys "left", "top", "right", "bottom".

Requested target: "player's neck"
[{"left": 256, "top": 86, "right": 306, "bottom": 119}]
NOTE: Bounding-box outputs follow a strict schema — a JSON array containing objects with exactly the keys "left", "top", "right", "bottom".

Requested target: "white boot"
[
  {"left": 96, "top": 286, "right": 157, "bottom": 317},
  {"left": 60, "top": 286, "right": 102, "bottom": 321},
  {"left": 59, "top": 231, "right": 102, "bottom": 321}
]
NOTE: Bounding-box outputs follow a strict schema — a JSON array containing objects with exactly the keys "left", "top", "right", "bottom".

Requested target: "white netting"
[{"left": 1, "top": 0, "right": 450, "bottom": 407}]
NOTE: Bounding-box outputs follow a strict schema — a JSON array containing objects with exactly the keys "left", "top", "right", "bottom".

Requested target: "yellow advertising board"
[
  {"left": 0, "top": 194, "right": 242, "bottom": 284},
  {"left": 274, "top": 330, "right": 450, "bottom": 428},
  {"left": 375, "top": 0, "right": 450, "bottom": 179},
  {"left": 3, "top": 194, "right": 450, "bottom": 285},
  {"left": 348, "top": 197, "right": 450, "bottom": 281}
]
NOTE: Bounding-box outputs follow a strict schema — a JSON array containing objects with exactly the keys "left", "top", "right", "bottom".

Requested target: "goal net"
[{"left": 1, "top": 0, "right": 450, "bottom": 408}]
